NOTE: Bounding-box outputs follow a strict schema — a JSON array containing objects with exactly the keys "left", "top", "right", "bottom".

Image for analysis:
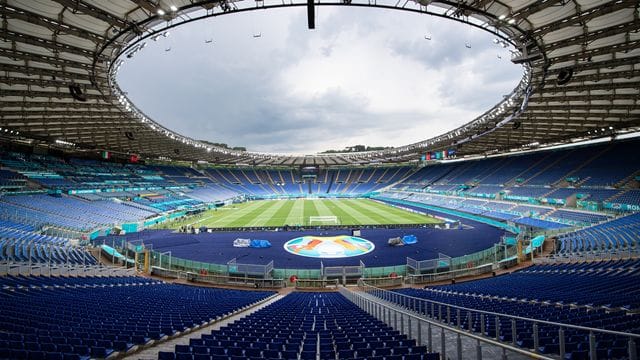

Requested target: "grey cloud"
[{"left": 118, "top": 7, "right": 521, "bottom": 154}]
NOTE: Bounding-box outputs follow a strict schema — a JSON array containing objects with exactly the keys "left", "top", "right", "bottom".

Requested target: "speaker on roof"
[
  {"left": 174, "top": 149, "right": 180, "bottom": 154},
  {"left": 307, "top": 0, "right": 315, "bottom": 29},
  {"left": 68, "top": 84, "right": 87, "bottom": 102},
  {"left": 557, "top": 68, "right": 573, "bottom": 85},
  {"left": 510, "top": 39, "right": 542, "bottom": 64},
  {"left": 512, "top": 121, "right": 521, "bottom": 130},
  {"left": 124, "top": 131, "right": 135, "bottom": 140}
]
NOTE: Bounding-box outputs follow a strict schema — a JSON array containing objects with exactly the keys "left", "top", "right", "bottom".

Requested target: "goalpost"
[{"left": 308, "top": 215, "right": 340, "bottom": 226}]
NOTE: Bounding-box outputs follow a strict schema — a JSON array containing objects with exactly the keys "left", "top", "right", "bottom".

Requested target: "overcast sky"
[{"left": 118, "top": 6, "right": 522, "bottom": 154}]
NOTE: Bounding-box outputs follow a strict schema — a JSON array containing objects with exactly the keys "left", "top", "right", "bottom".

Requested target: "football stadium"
[{"left": 1, "top": 1, "right": 639, "bottom": 360}]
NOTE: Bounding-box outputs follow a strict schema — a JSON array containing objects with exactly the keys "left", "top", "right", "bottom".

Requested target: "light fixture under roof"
[
  {"left": 508, "top": 18, "right": 516, "bottom": 24},
  {"left": 498, "top": 14, "right": 506, "bottom": 20},
  {"left": 157, "top": 9, "right": 165, "bottom": 15},
  {"left": 170, "top": 5, "right": 178, "bottom": 11}
]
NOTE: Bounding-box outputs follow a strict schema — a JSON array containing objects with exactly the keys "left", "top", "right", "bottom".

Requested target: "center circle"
[{"left": 283, "top": 235, "right": 375, "bottom": 258}]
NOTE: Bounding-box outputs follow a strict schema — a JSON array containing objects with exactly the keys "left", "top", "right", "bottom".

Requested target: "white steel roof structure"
[{"left": 1, "top": 0, "right": 639, "bottom": 165}]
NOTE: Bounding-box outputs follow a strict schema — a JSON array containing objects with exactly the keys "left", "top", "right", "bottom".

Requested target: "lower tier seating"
[
  {"left": 0, "top": 275, "right": 273, "bottom": 360},
  {"left": 558, "top": 212, "right": 640, "bottom": 254},
  {"left": 383, "top": 260, "right": 640, "bottom": 359},
  {"left": 159, "top": 292, "right": 439, "bottom": 360}
]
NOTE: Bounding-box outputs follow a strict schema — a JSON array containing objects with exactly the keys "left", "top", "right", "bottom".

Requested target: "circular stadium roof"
[{"left": 1, "top": 0, "right": 639, "bottom": 165}]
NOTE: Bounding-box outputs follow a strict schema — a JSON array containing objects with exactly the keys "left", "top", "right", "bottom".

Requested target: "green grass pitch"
[{"left": 157, "top": 198, "right": 443, "bottom": 229}]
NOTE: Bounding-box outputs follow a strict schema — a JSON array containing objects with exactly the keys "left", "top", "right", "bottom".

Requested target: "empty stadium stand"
[
  {"left": 158, "top": 292, "right": 439, "bottom": 360},
  {"left": 393, "top": 138, "right": 640, "bottom": 213},
  {"left": 557, "top": 212, "right": 640, "bottom": 255},
  {"left": 375, "top": 191, "right": 612, "bottom": 230},
  {"left": 0, "top": 194, "right": 158, "bottom": 232},
  {"left": 0, "top": 275, "right": 273, "bottom": 360},
  {"left": 370, "top": 259, "right": 640, "bottom": 359},
  {"left": 0, "top": 219, "right": 97, "bottom": 265}
]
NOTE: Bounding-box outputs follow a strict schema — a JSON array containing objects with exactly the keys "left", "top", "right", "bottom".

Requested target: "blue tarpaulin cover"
[
  {"left": 249, "top": 239, "right": 272, "bottom": 248},
  {"left": 402, "top": 235, "right": 417, "bottom": 245}
]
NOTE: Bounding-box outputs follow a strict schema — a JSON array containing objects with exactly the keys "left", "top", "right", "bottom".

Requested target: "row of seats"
[
  {"left": 376, "top": 192, "right": 583, "bottom": 229},
  {"left": 159, "top": 292, "right": 440, "bottom": 360},
  {"left": 431, "top": 259, "right": 640, "bottom": 309},
  {"left": 1, "top": 150, "right": 414, "bottom": 199},
  {"left": 0, "top": 275, "right": 273, "bottom": 360},
  {"left": 378, "top": 260, "right": 640, "bottom": 359},
  {"left": 0, "top": 194, "right": 156, "bottom": 232},
  {"left": 0, "top": 220, "right": 96, "bottom": 265},
  {"left": 399, "top": 139, "right": 639, "bottom": 189},
  {"left": 0, "top": 239, "right": 96, "bottom": 265},
  {"left": 558, "top": 212, "right": 640, "bottom": 254},
  {"left": 203, "top": 167, "right": 413, "bottom": 197},
  {"left": 0, "top": 153, "right": 208, "bottom": 191}
]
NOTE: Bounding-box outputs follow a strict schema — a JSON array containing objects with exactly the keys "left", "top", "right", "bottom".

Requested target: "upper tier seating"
[
  {"left": 504, "top": 187, "right": 553, "bottom": 199},
  {"left": 0, "top": 275, "right": 273, "bottom": 360},
  {"left": 610, "top": 190, "right": 640, "bottom": 208},
  {"left": 203, "top": 167, "right": 413, "bottom": 197},
  {"left": 571, "top": 141, "right": 640, "bottom": 187},
  {"left": 0, "top": 153, "right": 213, "bottom": 193},
  {"left": 181, "top": 185, "right": 240, "bottom": 203},
  {"left": 395, "top": 138, "right": 640, "bottom": 211},
  {"left": 159, "top": 292, "right": 439, "bottom": 360},
  {"left": 0, "top": 169, "right": 28, "bottom": 192}
]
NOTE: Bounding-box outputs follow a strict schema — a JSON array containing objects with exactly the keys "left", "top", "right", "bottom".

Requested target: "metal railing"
[
  {"left": 541, "top": 248, "right": 640, "bottom": 263},
  {"left": 360, "top": 276, "right": 404, "bottom": 288},
  {"left": 295, "top": 278, "right": 339, "bottom": 289},
  {"left": 340, "top": 286, "right": 554, "bottom": 360},
  {"left": 406, "top": 263, "right": 494, "bottom": 284},
  {"left": 0, "top": 261, "right": 136, "bottom": 277},
  {"left": 150, "top": 266, "right": 285, "bottom": 288},
  {"left": 358, "top": 282, "right": 639, "bottom": 360}
]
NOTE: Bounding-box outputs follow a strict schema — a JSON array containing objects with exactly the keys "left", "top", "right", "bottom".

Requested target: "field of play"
[{"left": 158, "top": 198, "right": 443, "bottom": 229}]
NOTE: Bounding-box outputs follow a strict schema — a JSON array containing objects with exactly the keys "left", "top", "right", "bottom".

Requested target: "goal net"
[{"left": 308, "top": 216, "right": 339, "bottom": 226}]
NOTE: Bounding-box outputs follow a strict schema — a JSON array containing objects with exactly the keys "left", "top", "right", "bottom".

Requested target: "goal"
[{"left": 308, "top": 216, "right": 340, "bottom": 226}]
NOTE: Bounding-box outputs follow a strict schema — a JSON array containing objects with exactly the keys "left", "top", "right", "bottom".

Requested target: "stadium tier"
[
  {"left": 0, "top": 139, "right": 637, "bottom": 266},
  {"left": 393, "top": 138, "right": 640, "bottom": 212},
  {"left": 158, "top": 292, "right": 439, "bottom": 360},
  {"left": 0, "top": 139, "right": 638, "bottom": 359},
  {"left": 202, "top": 167, "right": 414, "bottom": 197},
  {"left": 0, "top": 194, "right": 158, "bottom": 232},
  {"left": 380, "top": 259, "right": 640, "bottom": 358},
  {"left": 0, "top": 219, "right": 96, "bottom": 265},
  {"left": 375, "top": 192, "right": 612, "bottom": 230},
  {"left": 0, "top": 275, "right": 273, "bottom": 360},
  {"left": 557, "top": 212, "right": 640, "bottom": 254},
  {"left": 428, "top": 259, "right": 640, "bottom": 309}
]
